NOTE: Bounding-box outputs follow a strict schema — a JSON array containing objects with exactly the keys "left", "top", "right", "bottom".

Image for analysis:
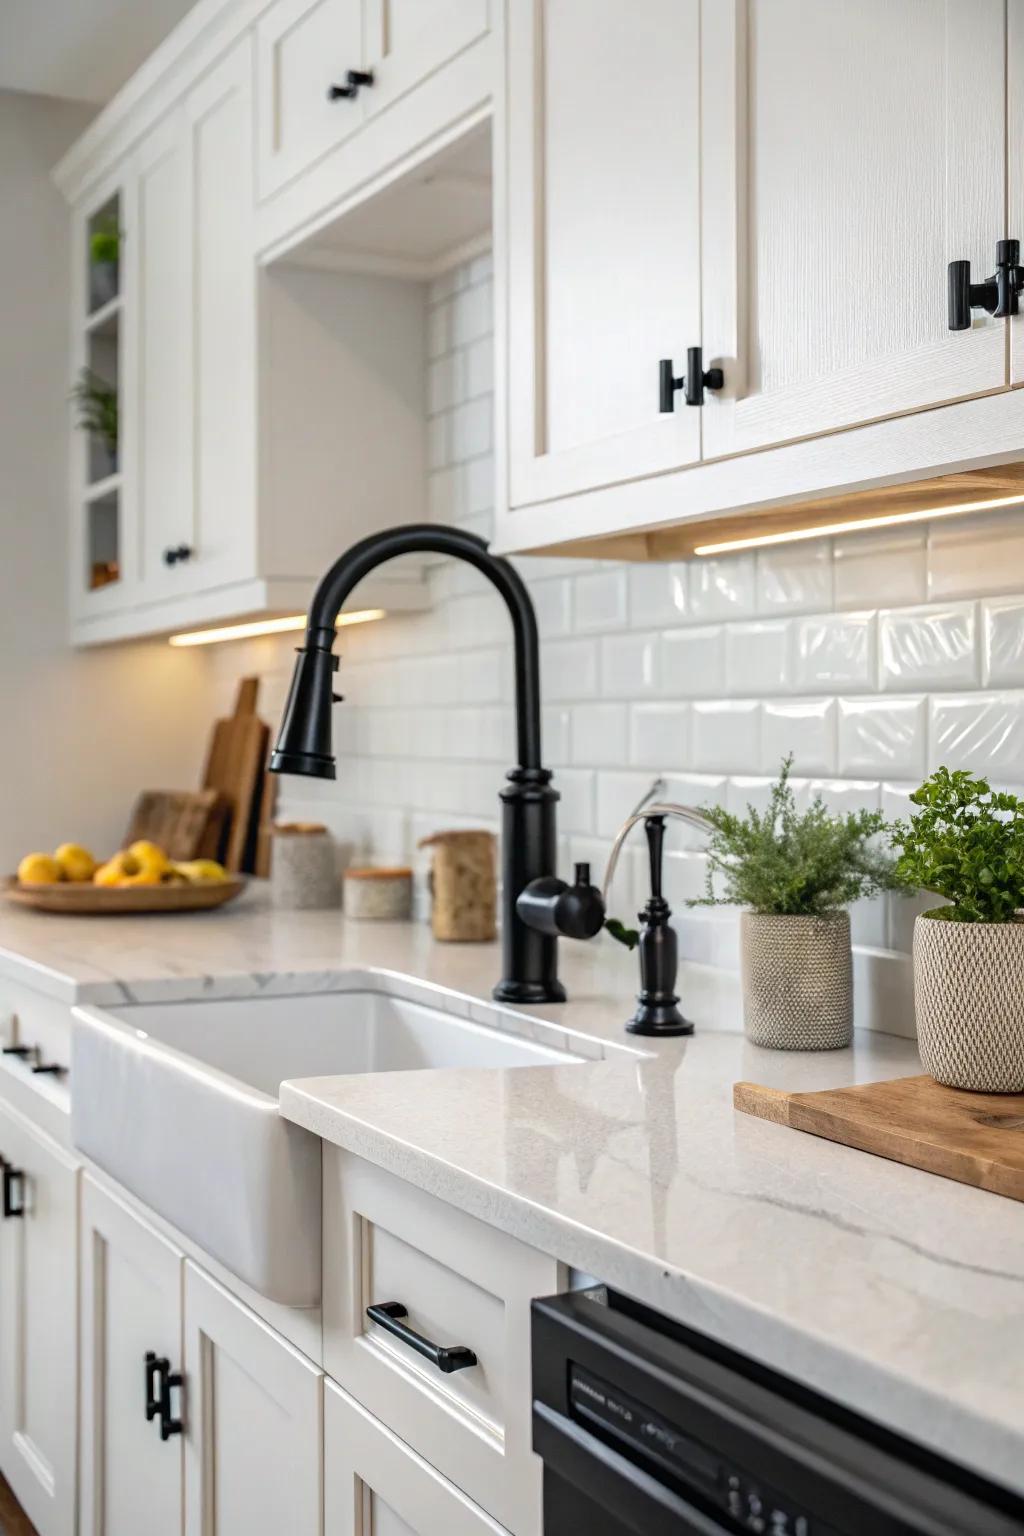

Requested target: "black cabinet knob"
[
  {"left": 163, "top": 544, "right": 193, "bottom": 567},
  {"left": 327, "top": 67, "right": 374, "bottom": 100}
]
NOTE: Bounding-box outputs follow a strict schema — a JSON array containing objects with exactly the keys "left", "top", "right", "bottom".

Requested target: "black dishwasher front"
[{"left": 532, "top": 1288, "right": 1024, "bottom": 1536}]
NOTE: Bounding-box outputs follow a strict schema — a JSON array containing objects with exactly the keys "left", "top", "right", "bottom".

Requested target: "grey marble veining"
[{"left": 2, "top": 885, "right": 1022, "bottom": 1494}]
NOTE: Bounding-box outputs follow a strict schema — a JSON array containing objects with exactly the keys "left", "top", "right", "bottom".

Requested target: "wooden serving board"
[
  {"left": 734, "top": 1075, "right": 1024, "bottom": 1202},
  {"left": 125, "top": 788, "right": 229, "bottom": 861},
  {"left": 3, "top": 876, "right": 245, "bottom": 916},
  {"left": 202, "top": 677, "right": 270, "bottom": 873}
]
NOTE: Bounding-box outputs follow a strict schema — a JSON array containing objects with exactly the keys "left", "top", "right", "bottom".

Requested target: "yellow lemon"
[
  {"left": 175, "top": 859, "right": 229, "bottom": 884},
  {"left": 54, "top": 843, "right": 97, "bottom": 883},
  {"left": 93, "top": 852, "right": 140, "bottom": 886},
  {"left": 127, "top": 840, "right": 170, "bottom": 875},
  {"left": 17, "top": 853, "right": 63, "bottom": 885}
]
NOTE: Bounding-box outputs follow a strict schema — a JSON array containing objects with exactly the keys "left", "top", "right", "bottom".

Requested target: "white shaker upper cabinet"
[
  {"left": 362, "top": 0, "right": 491, "bottom": 119},
  {"left": 257, "top": 0, "right": 367, "bottom": 200},
  {"left": 505, "top": 0, "right": 702, "bottom": 509},
  {"left": 701, "top": 0, "right": 1008, "bottom": 461}
]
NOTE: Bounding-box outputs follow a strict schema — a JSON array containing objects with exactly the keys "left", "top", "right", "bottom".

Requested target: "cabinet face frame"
[
  {"left": 504, "top": 0, "right": 703, "bottom": 513},
  {"left": 700, "top": 0, "right": 1009, "bottom": 462},
  {"left": 0, "top": 1102, "right": 78, "bottom": 1536}
]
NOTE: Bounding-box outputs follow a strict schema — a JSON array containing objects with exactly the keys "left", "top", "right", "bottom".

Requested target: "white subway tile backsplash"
[
  {"left": 689, "top": 553, "right": 756, "bottom": 620},
  {"left": 692, "top": 700, "right": 760, "bottom": 773},
  {"left": 661, "top": 626, "right": 724, "bottom": 698},
  {"left": 878, "top": 602, "right": 978, "bottom": 691},
  {"left": 572, "top": 703, "right": 629, "bottom": 766},
  {"left": 630, "top": 702, "right": 690, "bottom": 768},
  {"left": 983, "top": 596, "right": 1024, "bottom": 686},
  {"left": 627, "top": 562, "right": 688, "bottom": 626},
  {"left": 761, "top": 698, "right": 836, "bottom": 776},
  {"left": 929, "top": 691, "right": 1024, "bottom": 774},
  {"left": 795, "top": 611, "right": 876, "bottom": 691},
  {"left": 837, "top": 697, "right": 926, "bottom": 779},
  {"left": 725, "top": 620, "right": 790, "bottom": 694},
  {"left": 602, "top": 632, "right": 660, "bottom": 695},
  {"left": 834, "top": 528, "right": 927, "bottom": 611},
  {"left": 248, "top": 251, "right": 1024, "bottom": 984},
  {"left": 756, "top": 542, "right": 833, "bottom": 613},
  {"left": 928, "top": 509, "right": 1024, "bottom": 600},
  {"left": 575, "top": 569, "right": 628, "bottom": 631}
]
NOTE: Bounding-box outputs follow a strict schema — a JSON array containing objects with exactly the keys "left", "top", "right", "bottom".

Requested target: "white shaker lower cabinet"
[
  {"left": 183, "top": 1262, "right": 324, "bottom": 1536},
  {"left": 322, "top": 1147, "right": 561, "bottom": 1535},
  {"left": 325, "top": 1380, "right": 508, "bottom": 1536},
  {"left": 0, "top": 1101, "right": 78, "bottom": 1536},
  {"left": 80, "top": 1176, "right": 185, "bottom": 1536}
]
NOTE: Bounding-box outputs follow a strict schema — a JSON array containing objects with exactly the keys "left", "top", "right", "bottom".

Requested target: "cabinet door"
[
  {"left": 362, "top": 0, "right": 490, "bottom": 119},
  {"left": 701, "top": 0, "right": 1008, "bottom": 460},
  {"left": 505, "top": 0, "right": 702, "bottom": 509},
  {"left": 183, "top": 1262, "right": 322, "bottom": 1536},
  {"left": 324, "top": 1381, "right": 507, "bottom": 1536},
  {"left": 133, "top": 108, "right": 193, "bottom": 596},
  {"left": 0, "top": 1103, "right": 78, "bottom": 1536},
  {"left": 80, "top": 1176, "right": 184, "bottom": 1536},
  {"left": 257, "top": 0, "right": 367, "bottom": 200},
  {"left": 1009, "top": 0, "right": 1024, "bottom": 386},
  {"left": 179, "top": 37, "right": 257, "bottom": 596}
]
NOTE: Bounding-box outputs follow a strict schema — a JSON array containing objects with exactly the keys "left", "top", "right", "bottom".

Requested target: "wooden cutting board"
[
  {"left": 125, "top": 789, "right": 229, "bottom": 861},
  {"left": 734, "top": 1075, "right": 1024, "bottom": 1202},
  {"left": 202, "top": 678, "right": 270, "bottom": 873}
]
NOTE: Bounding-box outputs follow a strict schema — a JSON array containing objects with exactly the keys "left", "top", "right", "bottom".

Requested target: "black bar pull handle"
[
  {"left": 31, "top": 1061, "right": 65, "bottom": 1076},
  {"left": 160, "top": 1368, "right": 184, "bottom": 1440},
  {"left": 2, "top": 1164, "right": 24, "bottom": 1219},
  {"left": 948, "top": 238, "right": 1024, "bottom": 330},
  {"left": 366, "top": 1302, "right": 478, "bottom": 1375},
  {"left": 659, "top": 348, "right": 723, "bottom": 411},
  {"left": 144, "top": 1352, "right": 163, "bottom": 1422},
  {"left": 2, "top": 1046, "right": 32, "bottom": 1058}
]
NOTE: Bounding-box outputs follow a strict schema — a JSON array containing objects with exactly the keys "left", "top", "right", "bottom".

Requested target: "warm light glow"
[
  {"left": 692, "top": 494, "right": 1024, "bottom": 557},
  {"left": 168, "top": 610, "right": 386, "bottom": 647}
]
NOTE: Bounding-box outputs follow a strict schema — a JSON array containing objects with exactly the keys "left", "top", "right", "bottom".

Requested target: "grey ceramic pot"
[
  {"left": 914, "top": 913, "right": 1024, "bottom": 1092},
  {"left": 740, "top": 910, "right": 853, "bottom": 1050}
]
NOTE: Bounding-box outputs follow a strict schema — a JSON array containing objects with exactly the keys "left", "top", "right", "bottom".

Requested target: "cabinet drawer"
[
  {"left": 0, "top": 976, "right": 72, "bottom": 1087},
  {"left": 325, "top": 1378, "right": 508, "bottom": 1535},
  {"left": 257, "top": 0, "right": 367, "bottom": 200},
  {"left": 323, "top": 1148, "right": 559, "bottom": 1535}
]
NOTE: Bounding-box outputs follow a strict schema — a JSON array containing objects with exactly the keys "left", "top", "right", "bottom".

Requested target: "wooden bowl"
[{"left": 2, "top": 876, "right": 245, "bottom": 916}]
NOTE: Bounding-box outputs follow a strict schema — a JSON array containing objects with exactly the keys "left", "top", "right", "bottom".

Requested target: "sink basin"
[{"left": 71, "top": 988, "right": 589, "bottom": 1306}]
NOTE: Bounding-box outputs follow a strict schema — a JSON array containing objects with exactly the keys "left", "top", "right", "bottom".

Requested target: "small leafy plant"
[
  {"left": 71, "top": 369, "right": 118, "bottom": 454},
  {"left": 89, "top": 216, "right": 120, "bottom": 267},
  {"left": 691, "top": 756, "right": 898, "bottom": 916},
  {"left": 889, "top": 767, "right": 1024, "bottom": 923}
]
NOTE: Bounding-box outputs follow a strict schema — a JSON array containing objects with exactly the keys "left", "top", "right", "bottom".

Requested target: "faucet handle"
[{"left": 516, "top": 864, "right": 605, "bottom": 942}]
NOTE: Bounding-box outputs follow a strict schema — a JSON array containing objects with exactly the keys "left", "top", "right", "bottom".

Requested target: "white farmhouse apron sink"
[{"left": 70, "top": 989, "right": 587, "bottom": 1307}]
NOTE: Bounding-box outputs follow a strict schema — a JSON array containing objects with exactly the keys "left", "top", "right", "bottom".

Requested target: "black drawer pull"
[
  {"left": 144, "top": 1352, "right": 184, "bottom": 1438},
  {"left": 366, "top": 1301, "right": 477, "bottom": 1375},
  {"left": 3, "top": 1164, "right": 25, "bottom": 1218},
  {"left": 31, "top": 1061, "right": 65, "bottom": 1076},
  {"left": 2, "top": 1046, "right": 31, "bottom": 1058}
]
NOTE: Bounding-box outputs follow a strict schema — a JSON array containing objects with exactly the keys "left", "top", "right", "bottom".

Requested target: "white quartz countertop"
[{"left": 2, "top": 886, "right": 1022, "bottom": 1496}]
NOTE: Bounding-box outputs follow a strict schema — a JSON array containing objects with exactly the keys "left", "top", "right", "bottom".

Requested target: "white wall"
[
  {"left": 204, "top": 251, "right": 1024, "bottom": 1033},
  {"left": 0, "top": 90, "right": 216, "bottom": 870}
]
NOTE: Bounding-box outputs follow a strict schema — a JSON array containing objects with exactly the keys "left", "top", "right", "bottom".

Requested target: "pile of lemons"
[{"left": 17, "top": 841, "right": 229, "bottom": 888}]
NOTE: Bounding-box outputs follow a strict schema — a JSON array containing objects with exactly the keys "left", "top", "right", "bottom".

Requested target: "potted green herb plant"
[
  {"left": 71, "top": 368, "right": 118, "bottom": 478},
  {"left": 692, "top": 758, "right": 897, "bottom": 1049},
  {"left": 890, "top": 768, "right": 1024, "bottom": 1092},
  {"left": 89, "top": 215, "right": 120, "bottom": 310}
]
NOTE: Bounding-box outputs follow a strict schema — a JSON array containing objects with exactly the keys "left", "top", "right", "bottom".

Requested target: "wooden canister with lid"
[{"left": 419, "top": 830, "right": 496, "bottom": 942}]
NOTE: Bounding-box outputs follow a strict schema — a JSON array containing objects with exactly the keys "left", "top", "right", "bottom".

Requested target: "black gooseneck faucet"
[{"left": 269, "top": 523, "right": 585, "bottom": 1005}]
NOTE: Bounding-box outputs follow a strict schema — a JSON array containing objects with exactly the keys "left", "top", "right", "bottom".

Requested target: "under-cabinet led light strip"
[
  {"left": 168, "top": 609, "right": 385, "bottom": 647},
  {"left": 692, "top": 493, "right": 1024, "bottom": 556}
]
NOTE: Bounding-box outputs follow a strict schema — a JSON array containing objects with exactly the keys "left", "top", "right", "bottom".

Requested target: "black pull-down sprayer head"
[{"left": 269, "top": 523, "right": 567, "bottom": 1004}]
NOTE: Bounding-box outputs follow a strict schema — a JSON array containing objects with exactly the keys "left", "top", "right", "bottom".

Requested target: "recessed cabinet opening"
[
  {"left": 77, "top": 190, "right": 123, "bottom": 596},
  {"left": 261, "top": 122, "right": 493, "bottom": 586}
]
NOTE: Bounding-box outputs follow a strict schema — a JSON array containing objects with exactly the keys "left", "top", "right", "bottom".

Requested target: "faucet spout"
[{"left": 269, "top": 523, "right": 565, "bottom": 1005}]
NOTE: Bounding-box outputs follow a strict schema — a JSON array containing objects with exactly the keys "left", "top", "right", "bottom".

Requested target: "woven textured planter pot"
[
  {"left": 740, "top": 911, "right": 853, "bottom": 1050},
  {"left": 914, "top": 914, "right": 1024, "bottom": 1092}
]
